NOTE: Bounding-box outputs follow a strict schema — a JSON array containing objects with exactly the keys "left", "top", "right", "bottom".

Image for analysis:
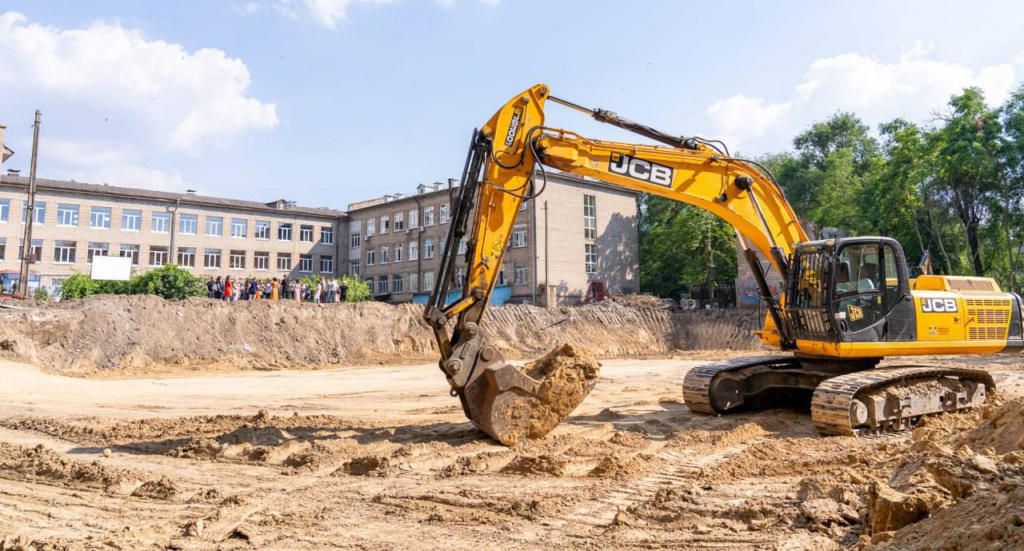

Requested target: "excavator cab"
[{"left": 782, "top": 237, "right": 915, "bottom": 346}]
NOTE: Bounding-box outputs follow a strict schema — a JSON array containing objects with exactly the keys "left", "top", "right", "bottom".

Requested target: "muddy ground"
[{"left": 1, "top": 350, "right": 1023, "bottom": 550}]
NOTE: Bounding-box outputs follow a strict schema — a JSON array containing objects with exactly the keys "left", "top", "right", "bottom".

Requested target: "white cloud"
[
  {"left": 266, "top": 0, "right": 498, "bottom": 28},
  {"left": 42, "top": 139, "right": 191, "bottom": 192},
  {"left": 705, "top": 42, "right": 1019, "bottom": 152},
  {"left": 233, "top": 2, "right": 264, "bottom": 15},
  {"left": 0, "top": 11, "right": 279, "bottom": 153},
  {"left": 276, "top": 0, "right": 394, "bottom": 29}
]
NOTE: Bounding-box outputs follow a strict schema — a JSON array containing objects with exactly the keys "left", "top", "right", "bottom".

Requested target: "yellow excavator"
[{"left": 424, "top": 84, "right": 1019, "bottom": 445}]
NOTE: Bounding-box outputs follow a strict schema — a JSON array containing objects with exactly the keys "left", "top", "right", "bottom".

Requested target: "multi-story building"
[
  {"left": 347, "top": 172, "right": 639, "bottom": 306},
  {"left": 0, "top": 173, "right": 347, "bottom": 292}
]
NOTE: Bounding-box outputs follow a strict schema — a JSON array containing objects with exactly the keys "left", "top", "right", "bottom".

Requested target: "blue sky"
[{"left": 2, "top": 0, "right": 1023, "bottom": 210}]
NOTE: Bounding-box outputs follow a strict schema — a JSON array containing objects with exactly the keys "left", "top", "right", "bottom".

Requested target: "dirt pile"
[
  {"left": 866, "top": 399, "right": 1024, "bottom": 549},
  {"left": 0, "top": 295, "right": 762, "bottom": 374},
  {"left": 0, "top": 441, "right": 165, "bottom": 497}
]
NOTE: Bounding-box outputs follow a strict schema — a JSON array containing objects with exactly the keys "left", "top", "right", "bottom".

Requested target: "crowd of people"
[{"left": 205, "top": 276, "right": 349, "bottom": 303}]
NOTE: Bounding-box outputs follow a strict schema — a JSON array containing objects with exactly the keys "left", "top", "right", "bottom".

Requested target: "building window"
[
  {"left": 497, "top": 270, "right": 507, "bottom": 286},
  {"left": 380, "top": 246, "right": 389, "bottom": 265},
  {"left": 409, "top": 209, "right": 419, "bottom": 228},
  {"left": 255, "top": 220, "right": 270, "bottom": 240},
  {"left": 423, "top": 238, "right": 435, "bottom": 259},
  {"left": 321, "top": 226, "right": 334, "bottom": 245},
  {"left": 393, "top": 273, "right": 404, "bottom": 293},
  {"left": 366, "top": 218, "right": 375, "bottom": 237},
  {"left": 179, "top": 213, "right": 197, "bottom": 235},
  {"left": 19, "top": 239, "right": 43, "bottom": 263},
  {"left": 458, "top": 238, "right": 468, "bottom": 255},
  {"left": 379, "top": 215, "right": 389, "bottom": 234},
  {"left": 584, "top": 195, "right": 597, "bottom": 240},
  {"left": 231, "top": 218, "right": 247, "bottom": 238},
  {"left": 320, "top": 255, "right": 334, "bottom": 274},
  {"left": 453, "top": 267, "right": 465, "bottom": 289},
  {"left": 394, "top": 243, "right": 403, "bottom": 263},
  {"left": 511, "top": 227, "right": 527, "bottom": 248},
  {"left": 149, "top": 246, "right": 169, "bottom": 267},
  {"left": 408, "top": 241, "right": 418, "bottom": 260},
  {"left": 377, "top": 275, "right": 388, "bottom": 295},
  {"left": 366, "top": 250, "right": 376, "bottom": 266},
  {"left": 348, "top": 260, "right": 360, "bottom": 276},
  {"left": 87, "top": 242, "right": 109, "bottom": 263},
  {"left": 277, "top": 253, "right": 292, "bottom": 271},
  {"left": 422, "top": 271, "right": 434, "bottom": 291},
  {"left": 57, "top": 204, "right": 80, "bottom": 227},
  {"left": 229, "top": 250, "right": 246, "bottom": 270},
  {"left": 206, "top": 216, "right": 223, "bottom": 237},
  {"left": 423, "top": 206, "right": 435, "bottom": 226},
  {"left": 300, "top": 225, "right": 314, "bottom": 243},
  {"left": 254, "top": 252, "right": 269, "bottom": 271},
  {"left": 22, "top": 201, "right": 46, "bottom": 224},
  {"left": 119, "top": 244, "right": 139, "bottom": 266},
  {"left": 350, "top": 231, "right": 361, "bottom": 248},
  {"left": 585, "top": 244, "right": 597, "bottom": 274},
  {"left": 89, "top": 205, "right": 111, "bottom": 227},
  {"left": 514, "top": 263, "right": 529, "bottom": 286},
  {"left": 299, "top": 254, "right": 313, "bottom": 272},
  {"left": 0, "top": 199, "right": 8, "bottom": 222},
  {"left": 278, "top": 223, "right": 293, "bottom": 241},
  {"left": 409, "top": 272, "right": 418, "bottom": 292},
  {"left": 122, "top": 209, "right": 142, "bottom": 231},
  {"left": 520, "top": 200, "right": 528, "bottom": 212},
  {"left": 153, "top": 212, "right": 170, "bottom": 233},
  {"left": 177, "top": 247, "right": 196, "bottom": 268},
  {"left": 440, "top": 203, "right": 450, "bottom": 224},
  {"left": 54, "top": 241, "right": 77, "bottom": 264},
  {"left": 204, "top": 248, "right": 221, "bottom": 269},
  {"left": 393, "top": 212, "right": 404, "bottom": 232}
]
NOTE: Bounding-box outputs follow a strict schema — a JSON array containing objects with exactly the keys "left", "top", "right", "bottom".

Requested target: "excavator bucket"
[{"left": 458, "top": 344, "right": 600, "bottom": 446}]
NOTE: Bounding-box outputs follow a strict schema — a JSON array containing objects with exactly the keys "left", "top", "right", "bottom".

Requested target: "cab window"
[{"left": 833, "top": 244, "right": 884, "bottom": 332}]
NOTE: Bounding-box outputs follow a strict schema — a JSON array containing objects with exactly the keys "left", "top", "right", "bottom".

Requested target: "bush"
[
  {"left": 57, "top": 265, "right": 205, "bottom": 301},
  {"left": 340, "top": 274, "right": 371, "bottom": 302},
  {"left": 33, "top": 286, "right": 50, "bottom": 301}
]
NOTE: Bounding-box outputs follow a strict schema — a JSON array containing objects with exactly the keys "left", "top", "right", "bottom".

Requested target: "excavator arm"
[{"left": 425, "top": 84, "right": 808, "bottom": 444}]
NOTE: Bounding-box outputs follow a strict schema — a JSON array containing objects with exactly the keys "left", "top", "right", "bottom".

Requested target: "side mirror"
[{"left": 836, "top": 260, "right": 851, "bottom": 284}]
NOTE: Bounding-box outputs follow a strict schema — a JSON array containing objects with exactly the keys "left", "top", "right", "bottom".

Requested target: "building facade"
[
  {"left": 0, "top": 175, "right": 347, "bottom": 292},
  {"left": 347, "top": 172, "right": 639, "bottom": 307}
]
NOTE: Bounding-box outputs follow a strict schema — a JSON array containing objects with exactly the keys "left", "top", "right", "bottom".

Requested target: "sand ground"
[{"left": 1, "top": 354, "right": 1022, "bottom": 550}]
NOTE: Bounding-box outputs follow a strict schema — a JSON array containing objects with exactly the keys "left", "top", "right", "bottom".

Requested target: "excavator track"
[
  {"left": 682, "top": 355, "right": 803, "bottom": 414},
  {"left": 811, "top": 366, "right": 994, "bottom": 436}
]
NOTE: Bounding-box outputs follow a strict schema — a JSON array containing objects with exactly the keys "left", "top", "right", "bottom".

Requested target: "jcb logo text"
[
  {"left": 609, "top": 153, "right": 674, "bottom": 187},
  {"left": 920, "top": 298, "right": 958, "bottom": 313}
]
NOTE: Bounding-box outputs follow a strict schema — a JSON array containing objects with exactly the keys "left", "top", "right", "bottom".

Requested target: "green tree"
[
  {"left": 929, "top": 88, "right": 1003, "bottom": 276},
  {"left": 638, "top": 196, "right": 736, "bottom": 299},
  {"left": 998, "top": 84, "right": 1024, "bottom": 292}
]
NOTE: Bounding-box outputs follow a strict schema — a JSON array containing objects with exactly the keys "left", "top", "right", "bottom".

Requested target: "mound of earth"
[
  {"left": 0, "top": 294, "right": 762, "bottom": 375},
  {"left": 864, "top": 398, "right": 1024, "bottom": 549}
]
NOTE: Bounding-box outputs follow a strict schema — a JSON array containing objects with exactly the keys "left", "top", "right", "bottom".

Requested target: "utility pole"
[{"left": 17, "top": 110, "right": 41, "bottom": 299}]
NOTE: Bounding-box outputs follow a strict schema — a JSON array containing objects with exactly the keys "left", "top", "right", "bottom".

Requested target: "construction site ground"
[{"left": 1, "top": 298, "right": 1023, "bottom": 549}]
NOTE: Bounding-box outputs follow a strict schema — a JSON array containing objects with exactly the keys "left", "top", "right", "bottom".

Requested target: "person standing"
[
  {"left": 339, "top": 279, "right": 349, "bottom": 303},
  {"left": 271, "top": 277, "right": 280, "bottom": 300},
  {"left": 314, "top": 279, "right": 323, "bottom": 304},
  {"left": 223, "top": 276, "right": 233, "bottom": 302},
  {"left": 215, "top": 276, "right": 223, "bottom": 300}
]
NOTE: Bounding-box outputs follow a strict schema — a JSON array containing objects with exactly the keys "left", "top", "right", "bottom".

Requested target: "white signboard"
[{"left": 90, "top": 255, "right": 132, "bottom": 281}]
